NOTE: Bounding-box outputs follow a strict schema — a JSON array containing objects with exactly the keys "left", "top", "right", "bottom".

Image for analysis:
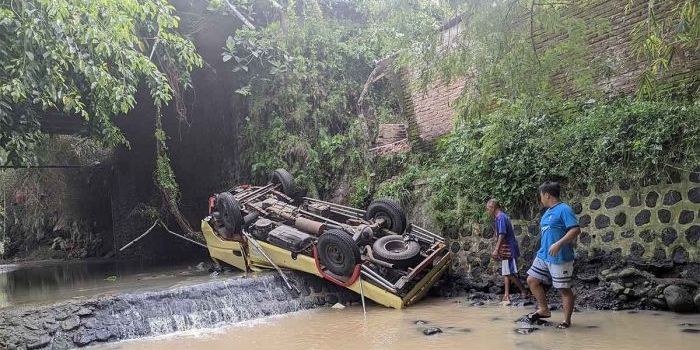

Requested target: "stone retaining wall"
[{"left": 447, "top": 169, "right": 700, "bottom": 277}]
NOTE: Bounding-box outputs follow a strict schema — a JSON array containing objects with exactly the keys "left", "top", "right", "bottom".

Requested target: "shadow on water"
[{"left": 0, "top": 258, "right": 218, "bottom": 309}]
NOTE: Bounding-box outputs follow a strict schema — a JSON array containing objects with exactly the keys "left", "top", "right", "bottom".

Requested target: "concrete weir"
[{"left": 0, "top": 272, "right": 359, "bottom": 349}]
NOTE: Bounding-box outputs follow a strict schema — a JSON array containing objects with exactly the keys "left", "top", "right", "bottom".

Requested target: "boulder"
[{"left": 663, "top": 285, "right": 696, "bottom": 313}]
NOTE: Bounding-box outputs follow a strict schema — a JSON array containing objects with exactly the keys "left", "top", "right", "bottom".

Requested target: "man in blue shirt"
[
  {"left": 487, "top": 199, "right": 529, "bottom": 302},
  {"left": 526, "top": 181, "right": 580, "bottom": 329}
]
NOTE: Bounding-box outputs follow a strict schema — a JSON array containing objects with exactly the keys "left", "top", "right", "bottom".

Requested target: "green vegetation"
[{"left": 0, "top": 0, "right": 201, "bottom": 164}]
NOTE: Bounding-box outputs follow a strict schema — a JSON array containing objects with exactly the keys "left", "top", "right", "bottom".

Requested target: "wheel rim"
[
  {"left": 383, "top": 240, "right": 407, "bottom": 253},
  {"left": 325, "top": 244, "right": 345, "bottom": 265},
  {"left": 374, "top": 212, "right": 393, "bottom": 228}
]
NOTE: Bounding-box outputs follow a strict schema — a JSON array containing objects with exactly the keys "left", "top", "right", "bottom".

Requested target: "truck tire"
[
  {"left": 366, "top": 198, "right": 407, "bottom": 233},
  {"left": 270, "top": 168, "right": 296, "bottom": 198},
  {"left": 372, "top": 235, "right": 421, "bottom": 268},
  {"left": 216, "top": 192, "right": 243, "bottom": 237},
  {"left": 317, "top": 229, "right": 361, "bottom": 276}
]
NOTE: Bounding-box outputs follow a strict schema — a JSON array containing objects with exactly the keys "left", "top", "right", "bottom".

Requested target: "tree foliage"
[
  {"left": 0, "top": 0, "right": 201, "bottom": 165},
  {"left": 212, "top": 0, "right": 457, "bottom": 197}
]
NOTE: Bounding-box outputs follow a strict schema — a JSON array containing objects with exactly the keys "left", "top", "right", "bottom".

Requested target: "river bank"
[{"left": 1, "top": 252, "right": 699, "bottom": 349}]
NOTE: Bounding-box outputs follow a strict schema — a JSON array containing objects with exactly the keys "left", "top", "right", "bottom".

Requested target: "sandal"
[
  {"left": 556, "top": 322, "right": 570, "bottom": 329},
  {"left": 525, "top": 311, "right": 551, "bottom": 323}
]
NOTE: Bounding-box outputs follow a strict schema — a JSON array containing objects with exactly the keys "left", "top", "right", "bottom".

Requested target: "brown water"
[{"left": 95, "top": 299, "right": 700, "bottom": 350}]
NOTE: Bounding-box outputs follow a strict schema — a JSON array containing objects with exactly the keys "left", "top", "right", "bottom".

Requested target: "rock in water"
[
  {"left": 663, "top": 285, "right": 696, "bottom": 313},
  {"left": 423, "top": 327, "right": 442, "bottom": 336},
  {"left": 330, "top": 303, "right": 345, "bottom": 309},
  {"left": 694, "top": 292, "right": 700, "bottom": 309},
  {"left": 27, "top": 335, "right": 51, "bottom": 349},
  {"left": 515, "top": 327, "right": 539, "bottom": 335},
  {"left": 681, "top": 329, "right": 700, "bottom": 334}
]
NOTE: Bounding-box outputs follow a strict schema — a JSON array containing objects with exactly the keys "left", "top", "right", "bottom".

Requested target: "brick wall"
[{"left": 398, "top": 0, "right": 700, "bottom": 145}]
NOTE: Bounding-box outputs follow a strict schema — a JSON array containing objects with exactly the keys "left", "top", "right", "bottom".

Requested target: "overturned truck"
[{"left": 202, "top": 169, "right": 451, "bottom": 309}]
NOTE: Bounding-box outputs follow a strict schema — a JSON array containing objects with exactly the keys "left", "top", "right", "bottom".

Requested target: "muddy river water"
[{"left": 96, "top": 298, "right": 699, "bottom": 350}]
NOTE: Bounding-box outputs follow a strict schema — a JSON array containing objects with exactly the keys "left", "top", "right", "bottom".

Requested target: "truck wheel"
[
  {"left": 372, "top": 235, "right": 421, "bottom": 268},
  {"left": 366, "top": 198, "right": 407, "bottom": 233},
  {"left": 215, "top": 192, "right": 243, "bottom": 237},
  {"left": 317, "top": 229, "right": 361, "bottom": 276},
  {"left": 270, "top": 168, "right": 296, "bottom": 198}
]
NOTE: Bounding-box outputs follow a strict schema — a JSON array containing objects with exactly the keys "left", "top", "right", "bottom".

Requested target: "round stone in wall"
[
  {"left": 595, "top": 182, "right": 612, "bottom": 194},
  {"left": 645, "top": 192, "right": 659, "bottom": 207},
  {"left": 602, "top": 231, "right": 614, "bottom": 242},
  {"left": 690, "top": 167, "right": 700, "bottom": 183},
  {"left": 450, "top": 242, "right": 461, "bottom": 253},
  {"left": 573, "top": 202, "right": 583, "bottom": 214},
  {"left": 653, "top": 247, "right": 666, "bottom": 261},
  {"left": 462, "top": 241, "right": 471, "bottom": 251},
  {"left": 590, "top": 199, "right": 602, "bottom": 210},
  {"left": 672, "top": 246, "right": 689, "bottom": 264},
  {"left": 482, "top": 226, "right": 494, "bottom": 239},
  {"left": 639, "top": 229, "right": 656, "bottom": 243},
  {"left": 614, "top": 212, "right": 627, "bottom": 226},
  {"left": 521, "top": 235, "right": 531, "bottom": 248},
  {"left": 658, "top": 209, "right": 672, "bottom": 223},
  {"left": 619, "top": 181, "right": 631, "bottom": 191},
  {"left": 478, "top": 241, "right": 490, "bottom": 250},
  {"left": 579, "top": 185, "right": 591, "bottom": 197},
  {"left": 449, "top": 230, "right": 459, "bottom": 240},
  {"left": 595, "top": 215, "right": 610, "bottom": 229},
  {"left": 528, "top": 225, "right": 538, "bottom": 236},
  {"left": 621, "top": 230, "right": 635, "bottom": 238},
  {"left": 461, "top": 226, "right": 472, "bottom": 237},
  {"left": 480, "top": 253, "right": 491, "bottom": 266},
  {"left": 579, "top": 231, "right": 591, "bottom": 245},
  {"left": 635, "top": 210, "right": 651, "bottom": 226},
  {"left": 579, "top": 215, "right": 591, "bottom": 228},
  {"left": 689, "top": 188, "right": 700, "bottom": 203},
  {"left": 662, "top": 227, "right": 678, "bottom": 246},
  {"left": 679, "top": 210, "right": 695, "bottom": 225},
  {"left": 662, "top": 190, "right": 682, "bottom": 206},
  {"left": 629, "top": 193, "right": 642, "bottom": 207},
  {"left": 685, "top": 225, "right": 699, "bottom": 246},
  {"left": 605, "top": 195, "right": 623, "bottom": 209},
  {"left": 629, "top": 242, "right": 645, "bottom": 258}
]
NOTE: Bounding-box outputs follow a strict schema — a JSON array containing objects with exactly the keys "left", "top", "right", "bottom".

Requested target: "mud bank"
[{"left": 438, "top": 252, "right": 700, "bottom": 313}]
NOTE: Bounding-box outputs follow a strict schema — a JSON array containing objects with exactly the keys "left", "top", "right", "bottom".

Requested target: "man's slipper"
[
  {"left": 525, "top": 311, "right": 551, "bottom": 323},
  {"left": 556, "top": 322, "right": 570, "bottom": 329}
]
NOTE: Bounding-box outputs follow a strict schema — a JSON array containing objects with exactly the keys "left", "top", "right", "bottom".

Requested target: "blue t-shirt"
[
  {"left": 537, "top": 202, "right": 579, "bottom": 263},
  {"left": 495, "top": 212, "right": 520, "bottom": 259}
]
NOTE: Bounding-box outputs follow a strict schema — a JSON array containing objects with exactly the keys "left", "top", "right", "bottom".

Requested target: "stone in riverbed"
[
  {"left": 26, "top": 334, "right": 52, "bottom": 349},
  {"left": 682, "top": 329, "right": 700, "bottom": 334},
  {"left": 73, "top": 331, "right": 96, "bottom": 346},
  {"left": 695, "top": 292, "right": 700, "bottom": 308},
  {"left": 76, "top": 308, "right": 93, "bottom": 317},
  {"left": 423, "top": 327, "right": 442, "bottom": 335},
  {"left": 61, "top": 315, "right": 80, "bottom": 331},
  {"left": 515, "top": 327, "right": 539, "bottom": 335},
  {"left": 663, "top": 285, "right": 696, "bottom": 313}
]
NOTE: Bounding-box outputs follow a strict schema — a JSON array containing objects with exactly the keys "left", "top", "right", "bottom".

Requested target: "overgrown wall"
[
  {"left": 445, "top": 170, "right": 700, "bottom": 277},
  {"left": 397, "top": 0, "right": 700, "bottom": 145}
]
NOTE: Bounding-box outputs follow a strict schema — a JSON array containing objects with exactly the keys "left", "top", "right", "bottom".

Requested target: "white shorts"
[
  {"left": 527, "top": 256, "right": 574, "bottom": 289},
  {"left": 501, "top": 258, "right": 518, "bottom": 276}
]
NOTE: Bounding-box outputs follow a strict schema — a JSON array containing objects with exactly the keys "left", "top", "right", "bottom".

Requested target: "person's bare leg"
[
  {"left": 560, "top": 288, "right": 574, "bottom": 325},
  {"left": 502, "top": 276, "right": 511, "bottom": 301},
  {"left": 527, "top": 275, "right": 550, "bottom": 316},
  {"left": 508, "top": 275, "right": 529, "bottom": 296}
]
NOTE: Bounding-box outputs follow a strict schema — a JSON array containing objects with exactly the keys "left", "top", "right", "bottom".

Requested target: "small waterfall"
[{"left": 0, "top": 271, "right": 359, "bottom": 349}]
